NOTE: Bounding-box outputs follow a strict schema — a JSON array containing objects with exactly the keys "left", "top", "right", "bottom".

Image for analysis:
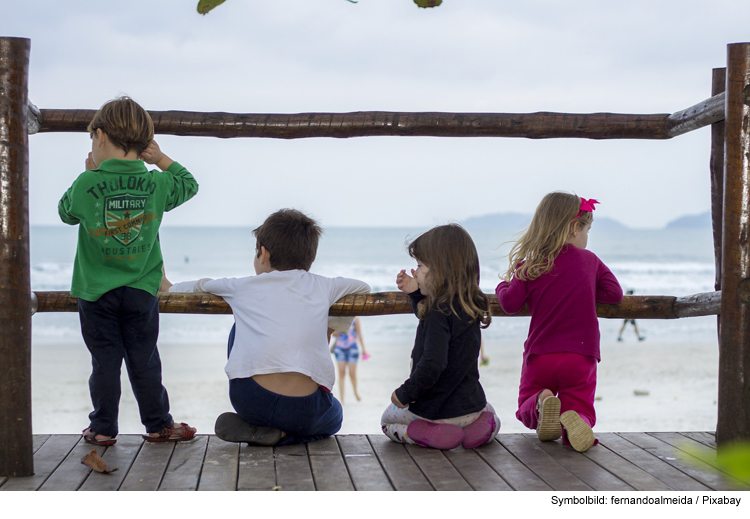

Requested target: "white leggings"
[{"left": 380, "top": 402, "right": 500, "bottom": 445}]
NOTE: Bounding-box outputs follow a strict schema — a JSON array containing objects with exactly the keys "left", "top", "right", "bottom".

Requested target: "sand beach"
[{"left": 31, "top": 337, "right": 720, "bottom": 437}]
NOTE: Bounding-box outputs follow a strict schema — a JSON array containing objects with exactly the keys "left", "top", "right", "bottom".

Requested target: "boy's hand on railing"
[
  {"left": 396, "top": 269, "right": 419, "bottom": 294},
  {"left": 159, "top": 267, "right": 173, "bottom": 292}
]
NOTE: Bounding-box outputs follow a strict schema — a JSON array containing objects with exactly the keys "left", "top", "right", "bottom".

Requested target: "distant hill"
[
  {"left": 665, "top": 211, "right": 711, "bottom": 229},
  {"left": 461, "top": 212, "right": 531, "bottom": 229},
  {"left": 461, "top": 212, "right": 627, "bottom": 230}
]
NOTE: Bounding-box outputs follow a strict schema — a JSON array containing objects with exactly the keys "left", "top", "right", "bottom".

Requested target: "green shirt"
[{"left": 58, "top": 158, "right": 198, "bottom": 301}]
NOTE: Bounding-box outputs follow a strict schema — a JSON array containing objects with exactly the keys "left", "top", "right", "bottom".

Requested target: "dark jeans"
[
  {"left": 227, "top": 324, "right": 343, "bottom": 445},
  {"left": 78, "top": 287, "right": 172, "bottom": 437}
]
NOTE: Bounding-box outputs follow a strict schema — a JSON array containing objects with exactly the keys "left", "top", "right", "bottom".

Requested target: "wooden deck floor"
[{"left": 0, "top": 432, "right": 746, "bottom": 491}]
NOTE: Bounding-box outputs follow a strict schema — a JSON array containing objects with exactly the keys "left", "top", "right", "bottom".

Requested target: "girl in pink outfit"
[{"left": 496, "top": 192, "right": 623, "bottom": 452}]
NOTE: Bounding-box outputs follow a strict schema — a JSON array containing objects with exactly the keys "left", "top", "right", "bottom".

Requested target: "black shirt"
[{"left": 394, "top": 291, "right": 487, "bottom": 420}]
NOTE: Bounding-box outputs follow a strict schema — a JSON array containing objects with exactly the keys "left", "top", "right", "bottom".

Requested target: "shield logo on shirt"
[{"left": 104, "top": 194, "right": 148, "bottom": 245}]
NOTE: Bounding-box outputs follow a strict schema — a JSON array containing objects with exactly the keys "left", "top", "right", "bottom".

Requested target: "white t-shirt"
[{"left": 169, "top": 270, "right": 370, "bottom": 390}]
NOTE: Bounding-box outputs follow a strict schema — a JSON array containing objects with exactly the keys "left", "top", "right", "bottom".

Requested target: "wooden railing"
[{"left": 31, "top": 291, "right": 722, "bottom": 320}]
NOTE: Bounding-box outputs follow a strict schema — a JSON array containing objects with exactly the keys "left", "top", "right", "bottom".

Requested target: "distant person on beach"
[
  {"left": 330, "top": 316, "right": 368, "bottom": 404},
  {"left": 165, "top": 209, "right": 370, "bottom": 446},
  {"left": 618, "top": 290, "right": 645, "bottom": 342},
  {"left": 480, "top": 338, "right": 489, "bottom": 366},
  {"left": 381, "top": 224, "right": 500, "bottom": 450},
  {"left": 496, "top": 193, "right": 623, "bottom": 452},
  {"left": 58, "top": 97, "right": 199, "bottom": 446}
]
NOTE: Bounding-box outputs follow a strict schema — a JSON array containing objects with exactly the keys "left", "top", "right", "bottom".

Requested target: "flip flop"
[
  {"left": 142, "top": 421, "right": 197, "bottom": 443},
  {"left": 214, "top": 412, "right": 283, "bottom": 446},
  {"left": 82, "top": 427, "right": 116, "bottom": 446}
]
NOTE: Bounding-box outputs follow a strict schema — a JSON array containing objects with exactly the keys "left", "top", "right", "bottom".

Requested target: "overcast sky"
[{"left": 3, "top": 0, "right": 749, "bottom": 229}]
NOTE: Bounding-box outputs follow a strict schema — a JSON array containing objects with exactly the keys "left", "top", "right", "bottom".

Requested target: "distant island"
[{"left": 462, "top": 211, "right": 711, "bottom": 230}]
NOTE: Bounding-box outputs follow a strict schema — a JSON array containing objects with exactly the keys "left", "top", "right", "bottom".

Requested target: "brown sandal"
[
  {"left": 82, "top": 427, "right": 117, "bottom": 446},
  {"left": 142, "top": 422, "right": 197, "bottom": 442}
]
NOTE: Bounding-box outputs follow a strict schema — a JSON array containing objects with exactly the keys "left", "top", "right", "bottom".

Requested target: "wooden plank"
[
  {"left": 198, "top": 436, "right": 239, "bottom": 491},
  {"left": 497, "top": 434, "right": 591, "bottom": 491},
  {"left": 405, "top": 445, "right": 472, "bottom": 491},
  {"left": 443, "top": 447, "right": 513, "bottom": 491},
  {"left": 680, "top": 431, "right": 718, "bottom": 449},
  {"left": 307, "top": 437, "right": 354, "bottom": 491},
  {"left": 368, "top": 435, "right": 433, "bottom": 490},
  {"left": 336, "top": 435, "right": 392, "bottom": 491},
  {"left": 274, "top": 443, "right": 315, "bottom": 491},
  {"left": 474, "top": 438, "right": 552, "bottom": 490},
  {"left": 0, "top": 434, "right": 79, "bottom": 491},
  {"left": 78, "top": 435, "right": 143, "bottom": 491},
  {"left": 32, "top": 435, "right": 50, "bottom": 453},
  {"left": 39, "top": 440, "right": 106, "bottom": 491},
  {"left": 648, "top": 432, "right": 750, "bottom": 488},
  {"left": 158, "top": 435, "right": 208, "bottom": 491},
  {"left": 621, "top": 433, "right": 742, "bottom": 491},
  {"left": 596, "top": 433, "right": 707, "bottom": 491},
  {"left": 525, "top": 434, "right": 632, "bottom": 491},
  {"left": 237, "top": 444, "right": 276, "bottom": 491},
  {"left": 582, "top": 434, "right": 672, "bottom": 491},
  {"left": 119, "top": 440, "right": 174, "bottom": 491}
]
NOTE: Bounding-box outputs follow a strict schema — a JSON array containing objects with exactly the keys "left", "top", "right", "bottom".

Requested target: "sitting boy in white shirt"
[{"left": 164, "top": 209, "right": 370, "bottom": 445}]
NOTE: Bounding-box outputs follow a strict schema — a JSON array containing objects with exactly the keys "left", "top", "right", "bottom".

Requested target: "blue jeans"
[
  {"left": 227, "top": 324, "right": 343, "bottom": 445},
  {"left": 78, "top": 287, "right": 172, "bottom": 437}
]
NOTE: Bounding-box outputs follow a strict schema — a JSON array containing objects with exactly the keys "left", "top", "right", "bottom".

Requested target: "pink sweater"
[{"left": 496, "top": 245, "right": 623, "bottom": 364}]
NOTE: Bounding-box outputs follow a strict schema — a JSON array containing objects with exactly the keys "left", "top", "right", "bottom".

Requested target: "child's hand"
[
  {"left": 85, "top": 152, "right": 97, "bottom": 171},
  {"left": 159, "top": 267, "right": 173, "bottom": 292},
  {"left": 391, "top": 391, "right": 406, "bottom": 408},
  {"left": 396, "top": 269, "right": 419, "bottom": 294},
  {"left": 140, "top": 140, "right": 174, "bottom": 170}
]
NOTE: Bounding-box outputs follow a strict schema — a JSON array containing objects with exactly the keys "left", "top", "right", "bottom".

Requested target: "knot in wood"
[{"left": 739, "top": 278, "right": 750, "bottom": 303}]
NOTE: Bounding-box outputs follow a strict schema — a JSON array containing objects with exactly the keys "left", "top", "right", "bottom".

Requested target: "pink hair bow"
[{"left": 576, "top": 198, "right": 599, "bottom": 218}]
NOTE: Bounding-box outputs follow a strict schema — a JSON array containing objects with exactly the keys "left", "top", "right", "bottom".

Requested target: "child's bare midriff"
[{"left": 252, "top": 372, "right": 320, "bottom": 397}]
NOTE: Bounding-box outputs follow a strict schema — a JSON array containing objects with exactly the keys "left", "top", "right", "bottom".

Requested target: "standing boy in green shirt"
[{"left": 59, "top": 96, "right": 199, "bottom": 445}]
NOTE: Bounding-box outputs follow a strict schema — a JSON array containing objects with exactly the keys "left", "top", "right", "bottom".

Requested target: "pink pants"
[{"left": 516, "top": 352, "right": 597, "bottom": 431}]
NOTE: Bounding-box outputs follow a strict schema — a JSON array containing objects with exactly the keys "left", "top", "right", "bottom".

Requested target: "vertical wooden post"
[
  {"left": 710, "top": 68, "right": 726, "bottom": 295},
  {"left": 718, "top": 43, "right": 750, "bottom": 444},
  {"left": 710, "top": 69, "right": 726, "bottom": 412},
  {"left": 0, "top": 37, "right": 33, "bottom": 477}
]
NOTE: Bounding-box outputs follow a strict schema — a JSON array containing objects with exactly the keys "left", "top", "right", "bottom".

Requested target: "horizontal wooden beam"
[
  {"left": 666, "top": 92, "right": 726, "bottom": 137},
  {"left": 32, "top": 290, "right": 721, "bottom": 319},
  {"left": 35, "top": 108, "right": 673, "bottom": 140}
]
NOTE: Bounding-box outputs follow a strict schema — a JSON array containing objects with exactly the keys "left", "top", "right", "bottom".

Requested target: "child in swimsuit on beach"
[
  {"left": 496, "top": 192, "right": 623, "bottom": 452},
  {"left": 381, "top": 224, "right": 500, "bottom": 450}
]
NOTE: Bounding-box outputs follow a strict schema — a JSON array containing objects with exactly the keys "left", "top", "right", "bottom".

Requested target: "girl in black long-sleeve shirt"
[{"left": 380, "top": 224, "right": 500, "bottom": 450}]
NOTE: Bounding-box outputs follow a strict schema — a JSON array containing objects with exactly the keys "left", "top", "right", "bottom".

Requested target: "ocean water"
[{"left": 29, "top": 224, "right": 719, "bottom": 346}]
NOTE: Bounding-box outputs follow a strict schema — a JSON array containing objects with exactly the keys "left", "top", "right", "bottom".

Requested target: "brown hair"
[
  {"left": 253, "top": 209, "right": 322, "bottom": 271},
  {"left": 503, "top": 192, "right": 593, "bottom": 282},
  {"left": 408, "top": 224, "right": 491, "bottom": 328},
  {"left": 87, "top": 96, "right": 154, "bottom": 155}
]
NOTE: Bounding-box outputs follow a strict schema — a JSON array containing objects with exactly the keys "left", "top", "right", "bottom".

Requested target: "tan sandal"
[
  {"left": 560, "top": 410, "right": 595, "bottom": 452},
  {"left": 142, "top": 422, "right": 197, "bottom": 443},
  {"left": 536, "top": 395, "right": 562, "bottom": 442}
]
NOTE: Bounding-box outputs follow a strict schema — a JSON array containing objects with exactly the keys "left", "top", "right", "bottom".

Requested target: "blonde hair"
[
  {"left": 503, "top": 192, "right": 593, "bottom": 282},
  {"left": 87, "top": 96, "right": 154, "bottom": 155},
  {"left": 408, "top": 224, "right": 491, "bottom": 328}
]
